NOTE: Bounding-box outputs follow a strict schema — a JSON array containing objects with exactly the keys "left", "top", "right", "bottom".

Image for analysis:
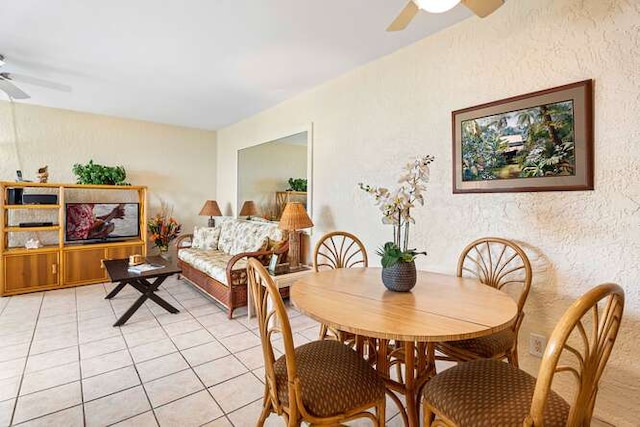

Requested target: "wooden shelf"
[
  {"left": 63, "top": 239, "right": 145, "bottom": 251},
  {"left": 5, "top": 205, "right": 60, "bottom": 209},
  {"left": 4, "top": 245, "right": 61, "bottom": 255},
  {"left": 275, "top": 191, "right": 308, "bottom": 218},
  {"left": 1, "top": 181, "right": 148, "bottom": 296},
  {"left": 5, "top": 226, "right": 60, "bottom": 232},
  {"left": 277, "top": 191, "right": 307, "bottom": 196},
  {"left": 1, "top": 181, "right": 146, "bottom": 190}
]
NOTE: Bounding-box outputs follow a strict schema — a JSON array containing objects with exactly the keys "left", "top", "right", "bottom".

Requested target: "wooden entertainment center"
[{"left": 0, "top": 181, "right": 147, "bottom": 296}]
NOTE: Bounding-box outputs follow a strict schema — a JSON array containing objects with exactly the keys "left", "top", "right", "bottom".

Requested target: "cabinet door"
[
  {"left": 63, "top": 248, "right": 107, "bottom": 285},
  {"left": 4, "top": 253, "right": 59, "bottom": 292},
  {"left": 106, "top": 244, "right": 143, "bottom": 261}
]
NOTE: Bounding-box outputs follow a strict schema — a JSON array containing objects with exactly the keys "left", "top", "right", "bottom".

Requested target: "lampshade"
[
  {"left": 414, "top": 0, "right": 460, "bottom": 13},
  {"left": 239, "top": 200, "right": 258, "bottom": 217},
  {"left": 199, "top": 200, "right": 222, "bottom": 217},
  {"left": 279, "top": 202, "right": 313, "bottom": 231}
]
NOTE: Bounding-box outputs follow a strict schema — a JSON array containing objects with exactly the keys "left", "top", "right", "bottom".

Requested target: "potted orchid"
[{"left": 359, "top": 154, "right": 435, "bottom": 291}]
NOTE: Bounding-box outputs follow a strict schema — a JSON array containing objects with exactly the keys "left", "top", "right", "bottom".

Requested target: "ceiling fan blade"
[
  {"left": 387, "top": 1, "right": 420, "bottom": 32},
  {"left": 0, "top": 78, "right": 30, "bottom": 99},
  {"left": 2, "top": 72, "right": 71, "bottom": 92},
  {"left": 462, "top": 0, "right": 504, "bottom": 17}
]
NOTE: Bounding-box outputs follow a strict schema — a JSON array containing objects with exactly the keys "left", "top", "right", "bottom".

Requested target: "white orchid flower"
[{"left": 359, "top": 155, "right": 435, "bottom": 252}]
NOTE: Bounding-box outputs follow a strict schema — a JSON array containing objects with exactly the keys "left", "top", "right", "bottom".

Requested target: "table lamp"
[
  {"left": 199, "top": 200, "right": 222, "bottom": 227},
  {"left": 279, "top": 202, "right": 313, "bottom": 271},
  {"left": 239, "top": 200, "right": 258, "bottom": 220}
]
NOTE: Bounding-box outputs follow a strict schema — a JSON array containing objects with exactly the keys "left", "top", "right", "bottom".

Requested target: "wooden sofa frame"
[{"left": 176, "top": 234, "right": 289, "bottom": 318}]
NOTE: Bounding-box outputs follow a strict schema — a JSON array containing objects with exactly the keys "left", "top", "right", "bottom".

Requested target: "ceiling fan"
[
  {"left": 0, "top": 54, "right": 71, "bottom": 100},
  {"left": 387, "top": 0, "right": 504, "bottom": 31}
]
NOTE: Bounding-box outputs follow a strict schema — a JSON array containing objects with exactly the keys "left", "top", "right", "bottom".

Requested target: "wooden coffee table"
[{"left": 103, "top": 256, "right": 181, "bottom": 327}]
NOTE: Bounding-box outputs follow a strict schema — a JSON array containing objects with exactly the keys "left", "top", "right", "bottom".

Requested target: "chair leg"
[
  {"left": 287, "top": 403, "right": 301, "bottom": 427},
  {"left": 395, "top": 362, "right": 404, "bottom": 383},
  {"left": 423, "top": 402, "right": 435, "bottom": 426},
  {"left": 376, "top": 398, "right": 386, "bottom": 427},
  {"left": 508, "top": 346, "right": 519, "bottom": 367},
  {"left": 318, "top": 323, "right": 328, "bottom": 340},
  {"left": 287, "top": 416, "right": 301, "bottom": 427},
  {"left": 257, "top": 386, "right": 272, "bottom": 426}
]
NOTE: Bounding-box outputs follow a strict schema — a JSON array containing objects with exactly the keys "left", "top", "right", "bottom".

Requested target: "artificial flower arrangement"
[
  {"left": 359, "top": 154, "right": 435, "bottom": 268},
  {"left": 148, "top": 206, "right": 182, "bottom": 252}
]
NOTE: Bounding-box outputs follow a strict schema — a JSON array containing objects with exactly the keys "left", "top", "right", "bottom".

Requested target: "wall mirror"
[{"left": 237, "top": 128, "right": 312, "bottom": 222}]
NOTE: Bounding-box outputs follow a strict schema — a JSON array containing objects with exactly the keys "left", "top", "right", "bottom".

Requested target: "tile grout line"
[
  {"left": 225, "top": 396, "right": 264, "bottom": 426},
  {"left": 8, "top": 291, "right": 45, "bottom": 426},
  {"left": 162, "top": 280, "right": 265, "bottom": 421},
  {"left": 105, "top": 280, "right": 162, "bottom": 427},
  {"left": 75, "top": 286, "right": 88, "bottom": 427},
  {"left": 4, "top": 278, "right": 313, "bottom": 426},
  {"left": 98, "top": 278, "right": 244, "bottom": 426},
  {"left": 158, "top": 281, "right": 228, "bottom": 425},
  {"left": 166, "top": 282, "right": 296, "bottom": 423},
  {"left": 75, "top": 314, "right": 258, "bottom": 385},
  {"left": 13, "top": 361, "right": 80, "bottom": 398},
  {"left": 5, "top": 285, "right": 129, "bottom": 425},
  {"left": 10, "top": 290, "right": 87, "bottom": 426},
  {"left": 0, "top": 294, "right": 10, "bottom": 317},
  {"left": 169, "top": 280, "right": 311, "bottom": 371},
  {"left": 8, "top": 324, "right": 285, "bottom": 405}
]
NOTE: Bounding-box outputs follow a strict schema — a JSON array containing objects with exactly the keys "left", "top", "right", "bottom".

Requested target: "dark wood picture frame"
[{"left": 452, "top": 80, "right": 594, "bottom": 193}]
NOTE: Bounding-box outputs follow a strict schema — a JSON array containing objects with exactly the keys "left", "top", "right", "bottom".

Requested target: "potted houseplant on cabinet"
[{"left": 359, "top": 154, "right": 435, "bottom": 292}]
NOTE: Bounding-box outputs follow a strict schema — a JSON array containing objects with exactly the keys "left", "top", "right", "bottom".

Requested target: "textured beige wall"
[
  {"left": 216, "top": 0, "right": 640, "bottom": 424},
  {"left": 0, "top": 102, "right": 217, "bottom": 245},
  {"left": 238, "top": 141, "right": 307, "bottom": 218}
]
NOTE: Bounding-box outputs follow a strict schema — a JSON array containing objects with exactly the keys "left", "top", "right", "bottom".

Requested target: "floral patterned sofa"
[{"left": 176, "top": 218, "right": 289, "bottom": 318}]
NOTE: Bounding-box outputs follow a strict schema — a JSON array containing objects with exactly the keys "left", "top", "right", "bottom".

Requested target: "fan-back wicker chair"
[
  {"left": 423, "top": 282, "right": 625, "bottom": 426},
  {"left": 436, "top": 237, "right": 532, "bottom": 367},
  {"left": 247, "top": 258, "right": 386, "bottom": 426},
  {"left": 313, "top": 231, "right": 368, "bottom": 342}
]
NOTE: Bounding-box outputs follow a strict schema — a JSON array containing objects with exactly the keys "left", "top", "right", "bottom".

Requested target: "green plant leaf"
[
  {"left": 287, "top": 178, "right": 307, "bottom": 192},
  {"left": 72, "top": 159, "right": 130, "bottom": 185},
  {"left": 377, "top": 241, "right": 426, "bottom": 267}
]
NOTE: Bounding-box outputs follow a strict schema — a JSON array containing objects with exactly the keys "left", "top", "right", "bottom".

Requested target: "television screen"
[{"left": 65, "top": 203, "right": 140, "bottom": 242}]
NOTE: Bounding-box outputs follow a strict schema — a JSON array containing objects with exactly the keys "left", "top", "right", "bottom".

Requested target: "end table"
[{"left": 247, "top": 266, "right": 312, "bottom": 320}]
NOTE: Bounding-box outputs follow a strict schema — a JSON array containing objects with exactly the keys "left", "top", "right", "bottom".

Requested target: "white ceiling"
[{"left": 0, "top": 0, "right": 472, "bottom": 130}]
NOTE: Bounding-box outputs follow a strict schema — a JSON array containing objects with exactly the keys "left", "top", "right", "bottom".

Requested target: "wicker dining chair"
[
  {"left": 423, "top": 282, "right": 625, "bottom": 426},
  {"left": 247, "top": 258, "right": 386, "bottom": 426},
  {"left": 436, "top": 237, "right": 532, "bottom": 367},
  {"left": 313, "top": 231, "right": 368, "bottom": 341}
]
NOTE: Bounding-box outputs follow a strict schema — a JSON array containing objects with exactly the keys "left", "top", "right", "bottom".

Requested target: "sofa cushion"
[
  {"left": 218, "top": 219, "right": 286, "bottom": 256},
  {"left": 217, "top": 220, "right": 239, "bottom": 254},
  {"left": 264, "top": 222, "right": 286, "bottom": 242},
  {"left": 229, "top": 221, "right": 270, "bottom": 255},
  {"left": 178, "top": 248, "right": 246, "bottom": 285},
  {"left": 191, "top": 226, "right": 221, "bottom": 250}
]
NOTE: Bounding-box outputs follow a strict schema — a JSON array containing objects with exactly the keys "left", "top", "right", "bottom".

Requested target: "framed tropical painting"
[{"left": 452, "top": 80, "right": 593, "bottom": 193}]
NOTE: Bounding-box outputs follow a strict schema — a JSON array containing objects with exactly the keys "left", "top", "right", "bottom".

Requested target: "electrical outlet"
[{"left": 529, "top": 333, "right": 547, "bottom": 357}]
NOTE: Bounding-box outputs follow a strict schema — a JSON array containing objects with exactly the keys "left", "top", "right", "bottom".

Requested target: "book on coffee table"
[{"left": 127, "top": 263, "right": 164, "bottom": 274}]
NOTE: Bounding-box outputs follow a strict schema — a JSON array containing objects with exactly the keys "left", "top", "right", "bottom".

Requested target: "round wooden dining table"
[{"left": 290, "top": 267, "right": 518, "bottom": 427}]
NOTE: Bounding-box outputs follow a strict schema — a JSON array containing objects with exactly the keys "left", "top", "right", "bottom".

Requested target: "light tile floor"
[{"left": 0, "top": 276, "right": 408, "bottom": 426}]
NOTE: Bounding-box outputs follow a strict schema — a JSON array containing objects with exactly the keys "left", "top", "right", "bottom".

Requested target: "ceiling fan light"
[{"left": 414, "top": 0, "right": 461, "bottom": 13}]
